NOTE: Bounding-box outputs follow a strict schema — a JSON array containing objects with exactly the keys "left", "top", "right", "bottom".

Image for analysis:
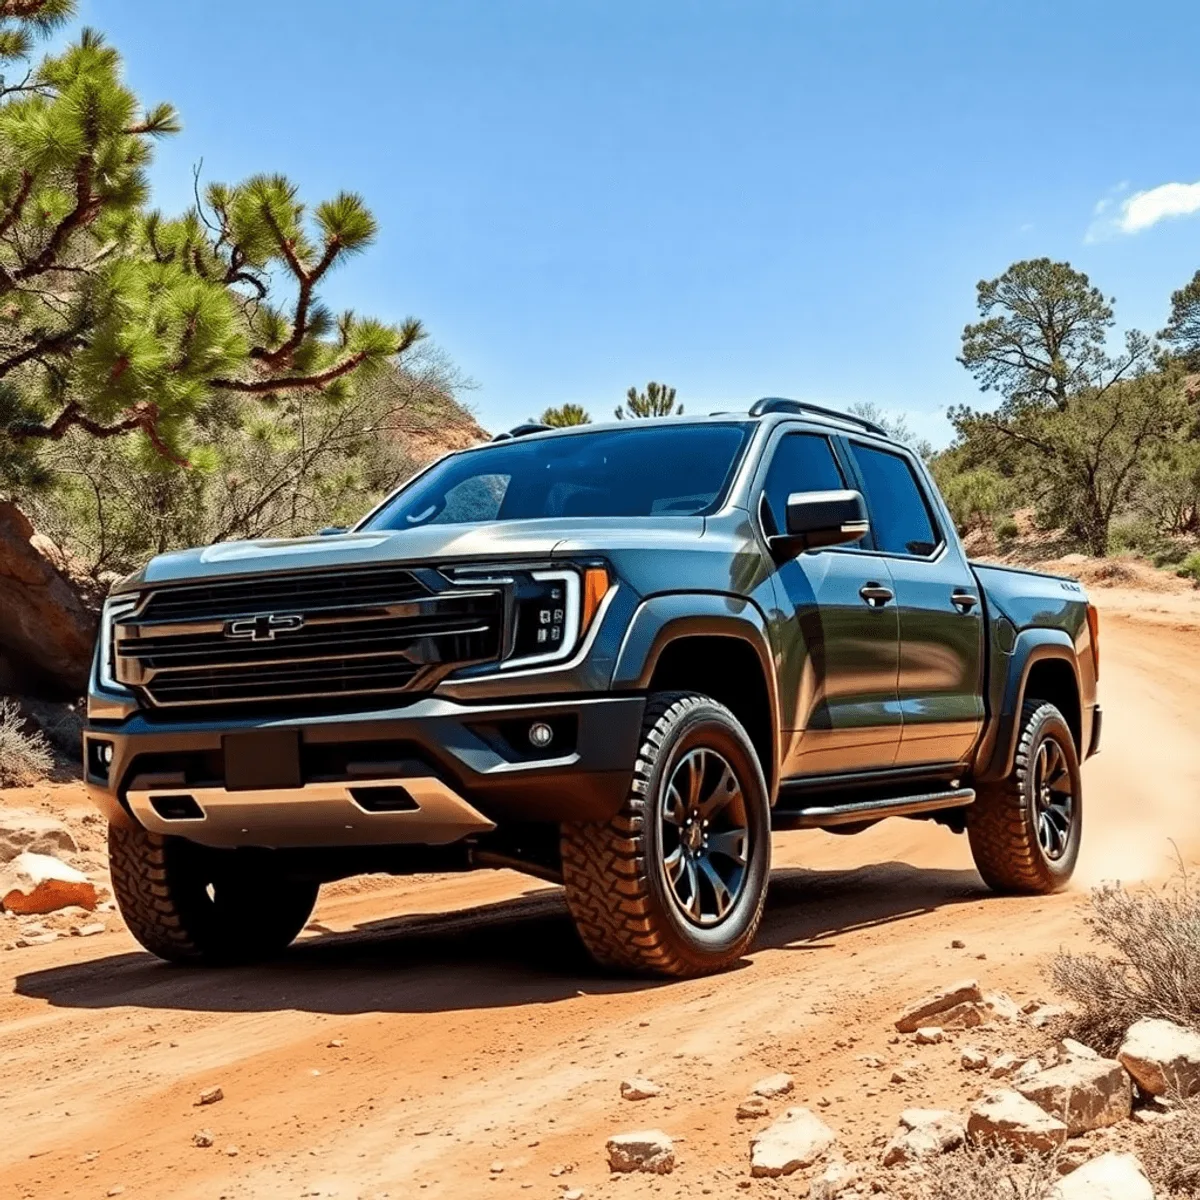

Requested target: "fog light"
[{"left": 528, "top": 722, "right": 554, "bottom": 749}]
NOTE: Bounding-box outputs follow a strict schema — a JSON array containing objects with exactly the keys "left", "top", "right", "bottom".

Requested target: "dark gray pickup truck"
[{"left": 84, "top": 398, "right": 1100, "bottom": 977}]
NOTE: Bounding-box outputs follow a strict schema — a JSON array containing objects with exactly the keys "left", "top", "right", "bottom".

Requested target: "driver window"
[
  {"left": 761, "top": 433, "right": 845, "bottom": 536},
  {"left": 408, "top": 474, "right": 510, "bottom": 525}
]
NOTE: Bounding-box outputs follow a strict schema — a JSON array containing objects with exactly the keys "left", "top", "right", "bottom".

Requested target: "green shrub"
[
  {"left": 995, "top": 516, "right": 1019, "bottom": 542},
  {"left": 0, "top": 699, "right": 53, "bottom": 787},
  {"left": 1177, "top": 552, "right": 1200, "bottom": 584}
]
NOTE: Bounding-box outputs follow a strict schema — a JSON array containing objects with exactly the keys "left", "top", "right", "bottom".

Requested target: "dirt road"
[{"left": 1, "top": 593, "right": 1196, "bottom": 1200}]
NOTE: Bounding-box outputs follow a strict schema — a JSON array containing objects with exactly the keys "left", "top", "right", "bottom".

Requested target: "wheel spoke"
[
  {"left": 684, "top": 858, "right": 703, "bottom": 920},
  {"left": 664, "top": 846, "right": 687, "bottom": 884},
  {"left": 685, "top": 750, "right": 705, "bottom": 812},
  {"left": 663, "top": 783, "right": 687, "bottom": 826},
  {"left": 699, "top": 762, "right": 741, "bottom": 821},
  {"left": 697, "top": 856, "right": 734, "bottom": 919},
  {"left": 706, "top": 828, "right": 748, "bottom": 865}
]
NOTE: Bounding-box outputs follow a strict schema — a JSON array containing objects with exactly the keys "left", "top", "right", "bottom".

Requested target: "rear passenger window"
[
  {"left": 848, "top": 444, "right": 939, "bottom": 557},
  {"left": 761, "top": 433, "right": 845, "bottom": 536}
]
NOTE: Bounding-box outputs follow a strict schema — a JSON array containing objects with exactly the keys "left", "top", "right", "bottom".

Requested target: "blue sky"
[{"left": 79, "top": 1, "right": 1200, "bottom": 443}]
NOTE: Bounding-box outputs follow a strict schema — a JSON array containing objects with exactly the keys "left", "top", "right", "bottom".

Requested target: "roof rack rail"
[
  {"left": 492, "top": 422, "right": 553, "bottom": 442},
  {"left": 748, "top": 397, "right": 888, "bottom": 437}
]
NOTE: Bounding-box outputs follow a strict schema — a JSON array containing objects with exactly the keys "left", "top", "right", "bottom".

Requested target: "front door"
[{"left": 761, "top": 431, "right": 902, "bottom": 777}]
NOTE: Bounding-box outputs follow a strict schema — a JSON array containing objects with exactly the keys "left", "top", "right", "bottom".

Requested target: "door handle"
[
  {"left": 859, "top": 582, "right": 894, "bottom": 607},
  {"left": 951, "top": 591, "right": 978, "bottom": 613}
]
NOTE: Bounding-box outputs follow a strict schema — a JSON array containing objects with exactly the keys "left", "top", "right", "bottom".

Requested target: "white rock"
[
  {"left": 988, "top": 1053, "right": 1019, "bottom": 1078},
  {"left": 1028, "top": 1003, "right": 1070, "bottom": 1029},
  {"left": 0, "top": 852, "right": 96, "bottom": 915},
  {"left": 810, "top": 1160, "right": 860, "bottom": 1200},
  {"left": 1015, "top": 1056, "right": 1132, "bottom": 1134},
  {"left": 196, "top": 1086, "right": 223, "bottom": 1106},
  {"left": 619, "top": 1078, "right": 661, "bottom": 1101},
  {"left": 752, "top": 1072, "right": 794, "bottom": 1098},
  {"left": 1118, "top": 1018, "right": 1200, "bottom": 1098},
  {"left": 606, "top": 1130, "right": 674, "bottom": 1175},
  {"left": 914, "top": 1027, "right": 944, "bottom": 1045},
  {"left": 983, "top": 992, "right": 1023, "bottom": 1022},
  {"left": 1013, "top": 1056, "right": 1043, "bottom": 1082},
  {"left": 736, "top": 1095, "right": 770, "bottom": 1119},
  {"left": 881, "top": 1108, "right": 965, "bottom": 1166},
  {"left": 0, "top": 808, "right": 77, "bottom": 863},
  {"left": 749, "top": 1107, "right": 836, "bottom": 1177},
  {"left": 895, "top": 980, "right": 983, "bottom": 1033},
  {"left": 1058, "top": 1038, "right": 1099, "bottom": 1060},
  {"left": 966, "top": 1090, "right": 1068, "bottom": 1153},
  {"left": 960, "top": 1047, "right": 987, "bottom": 1072},
  {"left": 1050, "top": 1151, "right": 1153, "bottom": 1200}
]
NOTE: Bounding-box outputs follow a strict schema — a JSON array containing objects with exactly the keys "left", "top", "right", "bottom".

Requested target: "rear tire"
[
  {"left": 560, "top": 691, "right": 771, "bottom": 978},
  {"left": 968, "top": 700, "right": 1082, "bottom": 894},
  {"left": 109, "top": 823, "right": 318, "bottom": 964}
]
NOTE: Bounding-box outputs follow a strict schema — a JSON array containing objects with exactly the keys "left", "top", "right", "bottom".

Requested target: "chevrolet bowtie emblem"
[{"left": 224, "top": 613, "right": 305, "bottom": 641}]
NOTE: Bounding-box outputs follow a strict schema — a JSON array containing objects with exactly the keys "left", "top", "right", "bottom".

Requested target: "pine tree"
[
  {"left": 540, "top": 403, "right": 590, "bottom": 426},
  {"left": 0, "top": 6, "right": 420, "bottom": 473},
  {"left": 614, "top": 381, "right": 681, "bottom": 420}
]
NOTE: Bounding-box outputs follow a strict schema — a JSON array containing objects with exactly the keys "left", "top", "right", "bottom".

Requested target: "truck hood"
[{"left": 115, "top": 517, "right": 706, "bottom": 591}]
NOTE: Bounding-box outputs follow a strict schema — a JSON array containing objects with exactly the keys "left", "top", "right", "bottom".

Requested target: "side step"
[{"left": 772, "top": 787, "right": 975, "bottom": 831}]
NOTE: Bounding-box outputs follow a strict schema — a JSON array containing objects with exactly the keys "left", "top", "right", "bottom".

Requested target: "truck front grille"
[{"left": 114, "top": 568, "right": 504, "bottom": 709}]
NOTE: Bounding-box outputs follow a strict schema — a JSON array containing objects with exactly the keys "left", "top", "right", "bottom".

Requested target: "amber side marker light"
[
  {"left": 1087, "top": 602, "right": 1100, "bottom": 681},
  {"left": 581, "top": 566, "right": 611, "bottom": 635}
]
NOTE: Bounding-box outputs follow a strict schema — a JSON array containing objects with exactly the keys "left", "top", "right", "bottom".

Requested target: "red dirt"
[{"left": 0, "top": 595, "right": 1196, "bottom": 1199}]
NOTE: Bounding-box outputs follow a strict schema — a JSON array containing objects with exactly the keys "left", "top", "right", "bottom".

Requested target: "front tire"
[
  {"left": 109, "top": 823, "right": 319, "bottom": 964},
  {"left": 968, "top": 700, "right": 1082, "bottom": 894},
  {"left": 560, "top": 692, "right": 772, "bottom": 978}
]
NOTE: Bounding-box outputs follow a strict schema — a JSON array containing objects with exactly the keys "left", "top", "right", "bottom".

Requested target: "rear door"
[
  {"left": 843, "top": 440, "right": 985, "bottom": 766},
  {"left": 760, "top": 430, "right": 902, "bottom": 776}
]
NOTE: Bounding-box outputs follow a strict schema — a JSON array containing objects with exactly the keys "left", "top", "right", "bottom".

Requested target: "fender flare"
[
  {"left": 974, "top": 628, "right": 1081, "bottom": 783},
  {"left": 612, "top": 592, "right": 781, "bottom": 794}
]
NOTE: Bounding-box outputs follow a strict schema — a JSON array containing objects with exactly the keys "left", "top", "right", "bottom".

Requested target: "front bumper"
[{"left": 84, "top": 693, "right": 646, "bottom": 848}]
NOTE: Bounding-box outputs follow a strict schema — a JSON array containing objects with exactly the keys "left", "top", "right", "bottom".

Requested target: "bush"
[
  {"left": 921, "top": 1142, "right": 1058, "bottom": 1200},
  {"left": 995, "top": 515, "right": 1020, "bottom": 542},
  {"left": 1052, "top": 870, "right": 1200, "bottom": 1053},
  {"left": 1177, "top": 551, "right": 1200, "bottom": 584},
  {"left": 1140, "top": 1100, "right": 1200, "bottom": 1197},
  {"left": 0, "top": 699, "right": 53, "bottom": 787}
]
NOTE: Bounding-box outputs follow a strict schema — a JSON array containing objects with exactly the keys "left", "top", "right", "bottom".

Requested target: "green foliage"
[
  {"left": 931, "top": 449, "right": 1011, "bottom": 534},
  {"left": 540, "top": 403, "right": 591, "bottom": 427},
  {"left": 959, "top": 258, "right": 1114, "bottom": 411},
  {"left": 1176, "top": 552, "right": 1200, "bottom": 584},
  {"left": 615, "top": 381, "right": 680, "bottom": 420},
  {"left": 849, "top": 400, "right": 932, "bottom": 459},
  {"left": 994, "top": 516, "right": 1019, "bottom": 542}
]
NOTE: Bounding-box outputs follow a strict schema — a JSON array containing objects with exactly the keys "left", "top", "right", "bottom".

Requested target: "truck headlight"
[{"left": 97, "top": 595, "right": 138, "bottom": 693}]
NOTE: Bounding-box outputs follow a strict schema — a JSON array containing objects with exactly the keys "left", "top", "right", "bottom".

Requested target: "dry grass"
[
  {"left": 1140, "top": 1102, "right": 1200, "bottom": 1197},
  {"left": 0, "top": 697, "right": 53, "bottom": 787},
  {"left": 920, "top": 1142, "right": 1059, "bottom": 1200},
  {"left": 1052, "top": 870, "right": 1200, "bottom": 1053}
]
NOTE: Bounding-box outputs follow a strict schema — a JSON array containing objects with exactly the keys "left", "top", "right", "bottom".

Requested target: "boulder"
[
  {"left": 619, "top": 1078, "right": 661, "bottom": 1101},
  {"left": 752, "top": 1072, "right": 794, "bottom": 1098},
  {"left": 914, "top": 1027, "right": 944, "bottom": 1045},
  {"left": 736, "top": 1095, "right": 770, "bottom": 1120},
  {"left": 983, "top": 992, "right": 1023, "bottom": 1022},
  {"left": 606, "top": 1130, "right": 674, "bottom": 1175},
  {"left": 0, "top": 851, "right": 96, "bottom": 914},
  {"left": 1050, "top": 1152, "right": 1153, "bottom": 1200},
  {"left": 750, "top": 1107, "right": 836, "bottom": 1177},
  {"left": 1118, "top": 1018, "right": 1200, "bottom": 1098},
  {"left": 1058, "top": 1038, "right": 1099, "bottom": 1061},
  {"left": 966, "top": 1090, "right": 1068, "bottom": 1154},
  {"left": 895, "top": 980, "right": 983, "bottom": 1033},
  {"left": 1015, "top": 1057, "right": 1132, "bottom": 1134},
  {"left": 0, "top": 808, "right": 77, "bottom": 863},
  {"left": 961, "top": 1046, "right": 988, "bottom": 1072},
  {"left": 882, "top": 1108, "right": 966, "bottom": 1166},
  {"left": 810, "top": 1160, "right": 860, "bottom": 1200},
  {"left": 939, "top": 1001, "right": 986, "bottom": 1030},
  {"left": 0, "top": 503, "right": 96, "bottom": 696}
]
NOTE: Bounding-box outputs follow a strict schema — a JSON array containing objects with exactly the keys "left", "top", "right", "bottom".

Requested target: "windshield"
[{"left": 361, "top": 423, "right": 752, "bottom": 529}]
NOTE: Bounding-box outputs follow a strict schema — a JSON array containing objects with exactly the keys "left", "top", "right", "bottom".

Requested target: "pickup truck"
[{"left": 84, "top": 398, "right": 1101, "bottom": 978}]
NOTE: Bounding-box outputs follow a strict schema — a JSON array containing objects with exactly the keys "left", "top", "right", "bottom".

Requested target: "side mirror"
[{"left": 771, "top": 489, "right": 869, "bottom": 558}]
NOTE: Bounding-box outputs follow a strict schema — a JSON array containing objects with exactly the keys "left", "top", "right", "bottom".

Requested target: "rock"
[
  {"left": 988, "top": 1053, "right": 1019, "bottom": 1078},
  {"left": 1049, "top": 1151, "right": 1153, "bottom": 1200},
  {"left": 0, "top": 503, "right": 97, "bottom": 695},
  {"left": 1028, "top": 1004, "right": 1070, "bottom": 1029},
  {"left": 752, "top": 1072, "right": 794, "bottom": 1098},
  {"left": 563, "top": 1191, "right": 584, "bottom": 1200},
  {"left": 966, "top": 1090, "right": 1069, "bottom": 1154},
  {"left": 736, "top": 1095, "right": 770, "bottom": 1119},
  {"left": 1015, "top": 1057, "right": 1132, "bottom": 1134},
  {"left": 810, "top": 1160, "right": 860, "bottom": 1200},
  {"left": 961, "top": 1047, "right": 987, "bottom": 1072},
  {"left": 620, "top": 1078, "right": 661, "bottom": 1101},
  {"left": 606, "top": 1130, "right": 674, "bottom": 1175},
  {"left": 1058, "top": 1038, "right": 1099, "bottom": 1061},
  {"left": 895, "top": 980, "right": 983, "bottom": 1033},
  {"left": 0, "top": 809, "right": 77, "bottom": 863},
  {"left": 882, "top": 1109, "right": 966, "bottom": 1166},
  {"left": 914, "top": 1028, "right": 944, "bottom": 1045},
  {"left": 749, "top": 1107, "right": 836, "bottom": 1177},
  {"left": 15, "top": 929, "right": 57, "bottom": 947},
  {"left": 939, "top": 1002, "right": 986, "bottom": 1030},
  {"left": 1014, "top": 1057, "right": 1043, "bottom": 1082},
  {"left": 951, "top": 939, "right": 966, "bottom": 949},
  {"left": 0, "top": 852, "right": 96, "bottom": 915},
  {"left": 72, "top": 922, "right": 105, "bottom": 937},
  {"left": 192, "top": 1130, "right": 213, "bottom": 1148},
  {"left": 1118, "top": 1018, "right": 1200, "bottom": 1098},
  {"left": 983, "top": 992, "right": 1023, "bottom": 1023},
  {"left": 224, "top": 1145, "right": 238, "bottom": 1157},
  {"left": 489, "top": 1161, "right": 504, "bottom": 1173},
  {"left": 196, "top": 1086, "right": 224, "bottom": 1106}
]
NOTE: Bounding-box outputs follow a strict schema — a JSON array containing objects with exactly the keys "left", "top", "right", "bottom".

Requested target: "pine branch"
[
  {"left": 0, "top": 321, "right": 86, "bottom": 376},
  {"left": 209, "top": 350, "right": 371, "bottom": 394},
  {"left": 8, "top": 399, "right": 190, "bottom": 467},
  {"left": 0, "top": 169, "right": 33, "bottom": 239}
]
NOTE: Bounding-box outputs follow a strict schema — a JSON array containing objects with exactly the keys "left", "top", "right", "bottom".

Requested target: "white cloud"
[{"left": 1087, "top": 179, "right": 1200, "bottom": 241}]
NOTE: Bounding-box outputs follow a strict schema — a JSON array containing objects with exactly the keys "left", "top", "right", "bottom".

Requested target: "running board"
[{"left": 772, "top": 787, "right": 975, "bottom": 830}]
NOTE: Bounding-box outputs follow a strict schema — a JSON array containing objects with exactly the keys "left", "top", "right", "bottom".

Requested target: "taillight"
[{"left": 1086, "top": 603, "right": 1100, "bottom": 681}]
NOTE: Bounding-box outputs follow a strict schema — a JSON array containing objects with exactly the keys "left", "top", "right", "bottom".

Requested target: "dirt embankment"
[{"left": 0, "top": 590, "right": 1196, "bottom": 1199}]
